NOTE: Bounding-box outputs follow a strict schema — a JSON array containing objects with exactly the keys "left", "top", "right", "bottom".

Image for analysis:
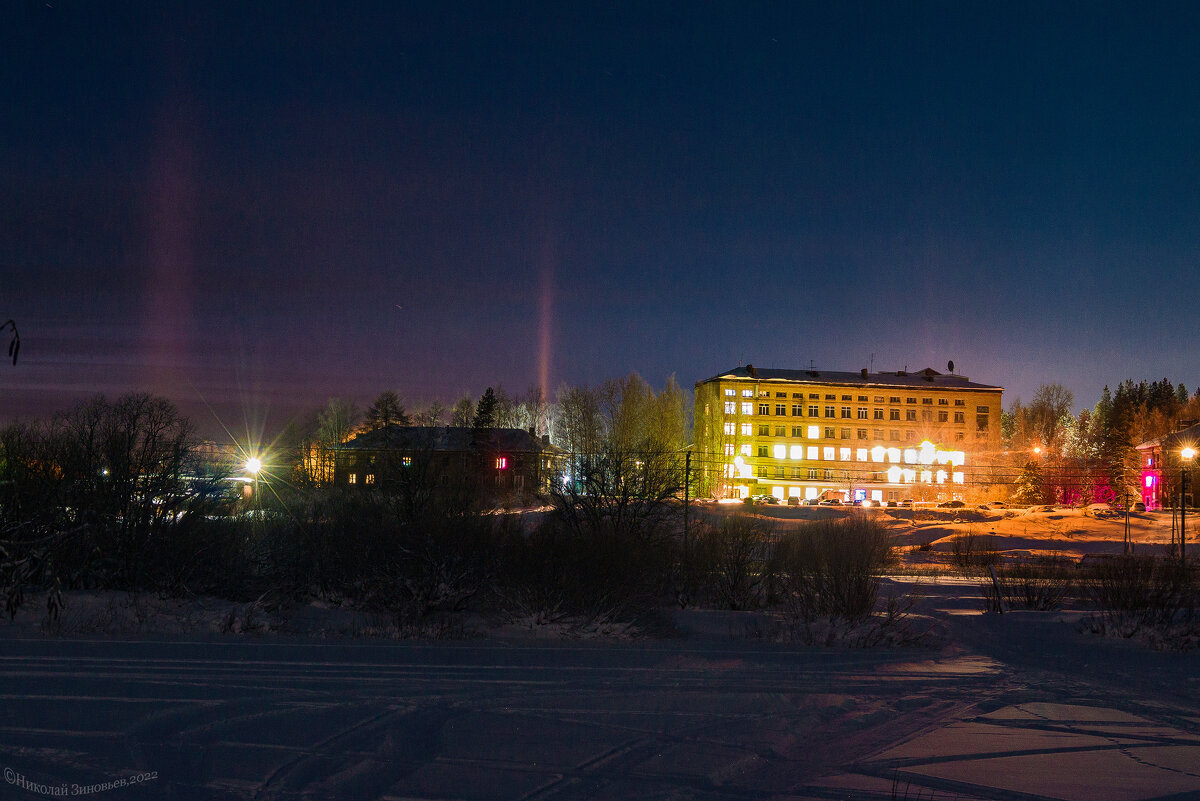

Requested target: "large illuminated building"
[{"left": 695, "top": 365, "right": 1003, "bottom": 502}]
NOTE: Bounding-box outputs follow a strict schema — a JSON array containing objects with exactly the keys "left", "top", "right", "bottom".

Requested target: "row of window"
[
  {"left": 722, "top": 400, "right": 983, "bottom": 422},
  {"left": 729, "top": 443, "right": 966, "bottom": 466},
  {"left": 723, "top": 423, "right": 970, "bottom": 442},
  {"left": 722, "top": 387, "right": 970, "bottom": 406}
]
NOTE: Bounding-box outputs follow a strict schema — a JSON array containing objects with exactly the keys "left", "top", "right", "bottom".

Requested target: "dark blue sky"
[{"left": 3, "top": 1, "right": 1199, "bottom": 436}]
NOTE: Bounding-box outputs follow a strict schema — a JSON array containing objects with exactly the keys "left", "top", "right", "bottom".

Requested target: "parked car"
[
  {"left": 886, "top": 501, "right": 898, "bottom": 508},
  {"left": 899, "top": 499, "right": 914, "bottom": 507},
  {"left": 818, "top": 498, "right": 842, "bottom": 506},
  {"left": 1133, "top": 501, "right": 1146, "bottom": 512},
  {"left": 936, "top": 500, "right": 966, "bottom": 508},
  {"left": 802, "top": 498, "right": 821, "bottom": 506},
  {"left": 749, "top": 494, "right": 779, "bottom": 504}
]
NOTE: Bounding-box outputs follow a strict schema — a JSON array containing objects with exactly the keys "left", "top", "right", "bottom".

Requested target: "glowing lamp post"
[
  {"left": 1182, "top": 447, "right": 1196, "bottom": 566},
  {"left": 246, "top": 457, "right": 262, "bottom": 502}
]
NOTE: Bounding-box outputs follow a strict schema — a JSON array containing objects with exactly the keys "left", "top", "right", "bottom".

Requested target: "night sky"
[{"left": 4, "top": 1, "right": 1199, "bottom": 438}]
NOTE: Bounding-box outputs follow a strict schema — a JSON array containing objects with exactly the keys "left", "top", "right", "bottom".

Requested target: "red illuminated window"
[{"left": 495, "top": 457, "right": 508, "bottom": 469}]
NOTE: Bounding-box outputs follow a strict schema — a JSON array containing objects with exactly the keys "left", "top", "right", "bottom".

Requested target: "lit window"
[
  {"left": 365, "top": 474, "right": 375, "bottom": 485},
  {"left": 856, "top": 448, "right": 868, "bottom": 461},
  {"left": 741, "top": 424, "right": 752, "bottom": 436},
  {"left": 724, "top": 388, "right": 735, "bottom": 396},
  {"left": 724, "top": 401, "right": 736, "bottom": 414},
  {"left": 741, "top": 402, "right": 753, "bottom": 415},
  {"left": 807, "top": 425, "right": 820, "bottom": 439},
  {"left": 742, "top": 389, "right": 753, "bottom": 397},
  {"left": 839, "top": 447, "right": 851, "bottom": 461},
  {"left": 740, "top": 443, "right": 752, "bottom": 456},
  {"left": 807, "top": 446, "right": 819, "bottom": 460},
  {"left": 953, "top": 472, "right": 964, "bottom": 484},
  {"left": 887, "top": 447, "right": 901, "bottom": 463},
  {"left": 773, "top": 444, "right": 787, "bottom": 460},
  {"left": 936, "top": 470, "right": 947, "bottom": 484},
  {"left": 871, "top": 446, "right": 885, "bottom": 463},
  {"left": 347, "top": 473, "right": 357, "bottom": 484},
  {"left": 886, "top": 465, "right": 902, "bottom": 483},
  {"left": 920, "top": 470, "right": 933, "bottom": 483},
  {"left": 724, "top": 423, "right": 736, "bottom": 436},
  {"left": 789, "top": 445, "right": 803, "bottom": 460},
  {"left": 903, "top": 449, "right": 917, "bottom": 464},
  {"left": 823, "top": 446, "right": 835, "bottom": 461},
  {"left": 402, "top": 456, "right": 412, "bottom": 466},
  {"left": 724, "top": 443, "right": 735, "bottom": 456},
  {"left": 496, "top": 457, "right": 508, "bottom": 469}
]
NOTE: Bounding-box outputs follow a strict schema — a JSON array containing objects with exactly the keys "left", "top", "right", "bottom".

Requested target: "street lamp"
[
  {"left": 245, "top": 457, "right": 262, "bottom": 503},
  {"left": 1182, "top": 447, "right": 1195, "bottom": 566}
]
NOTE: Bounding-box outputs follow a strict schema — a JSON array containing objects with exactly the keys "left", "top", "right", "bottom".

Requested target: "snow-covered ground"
[{"left": 1, "top": 507, "right": 1198, "bottom": 799}]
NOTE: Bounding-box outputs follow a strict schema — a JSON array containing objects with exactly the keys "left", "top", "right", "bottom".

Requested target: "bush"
[
  {"left": 690, "top": 515, "right": 774, "bottom": 610},
  {"left": 769, "top": 516, "right": 895, "bottom": 622},
  {"left": 984, "top": 554, "right": 1075, "bottom": 611},
  {"left": 950, "top": 529, "right": 1001, "bottom": 573}
]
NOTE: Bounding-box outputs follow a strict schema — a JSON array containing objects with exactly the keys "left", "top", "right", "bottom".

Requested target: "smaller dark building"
[{"left": 333, "top": 425, "right": 563, "bottom": 495}]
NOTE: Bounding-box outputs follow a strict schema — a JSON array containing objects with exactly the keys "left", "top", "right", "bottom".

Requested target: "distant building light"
[{"left": 495, "top": 457, "right": 508, "bottom": 469}]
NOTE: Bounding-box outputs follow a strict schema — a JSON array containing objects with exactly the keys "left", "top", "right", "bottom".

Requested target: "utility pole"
[
  {"left": 683, "top": 449, "right": 691, "bottom": 551},
  {"left": 1182, "top": 465, "right": 1188, "bottom": 567}
]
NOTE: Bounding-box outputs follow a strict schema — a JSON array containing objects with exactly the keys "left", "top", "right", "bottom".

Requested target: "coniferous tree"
[{"left": 364, "top": 390, "right": 410, "bottom": 430}]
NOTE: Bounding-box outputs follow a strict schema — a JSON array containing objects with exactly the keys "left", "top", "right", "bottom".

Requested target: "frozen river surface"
[{"left": 1, "top": 597, "right": 1199, "bottom": 800}]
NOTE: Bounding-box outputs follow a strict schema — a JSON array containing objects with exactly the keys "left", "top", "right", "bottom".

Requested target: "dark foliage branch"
[{"left": 1, "top": 319, "right": 17, "bottom": 365}]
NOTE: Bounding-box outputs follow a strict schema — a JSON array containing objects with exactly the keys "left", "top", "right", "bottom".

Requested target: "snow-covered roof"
[
  {"left": 698, "top": 365, "right": 1002, "bottom": 391},
  {"left": 338, "top": 425, "right": 560, "bottom": 453}
]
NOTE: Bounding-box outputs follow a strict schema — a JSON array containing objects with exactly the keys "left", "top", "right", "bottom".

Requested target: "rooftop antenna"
[
  {"left": 869, "top": 352, "right": 875, "bottom": 373},
  {"left": 809, "top": 359, "right": 815, "bottom": 371},
  {"left": 947, "top": 359, "right": 955, "bottom": 374}
]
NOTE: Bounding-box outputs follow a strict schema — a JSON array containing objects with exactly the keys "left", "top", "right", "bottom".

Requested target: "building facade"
[
  {"left": 333, "top": 426, "right": 563, "bottom": 495},
  {"left": 1135, "top": 421, "right": 1200, "bottom": 510},
  {"left": 695, "top": 365, "right": 1004, "bottom": 502}
]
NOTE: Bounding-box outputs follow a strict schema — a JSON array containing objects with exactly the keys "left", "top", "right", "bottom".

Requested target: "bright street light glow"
[
  {"left": 245, "top": 457, "right": 262, "bottom": 475},
  {"left": 1183, "top": 447, "right": 1196, "bottom": 461}
]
